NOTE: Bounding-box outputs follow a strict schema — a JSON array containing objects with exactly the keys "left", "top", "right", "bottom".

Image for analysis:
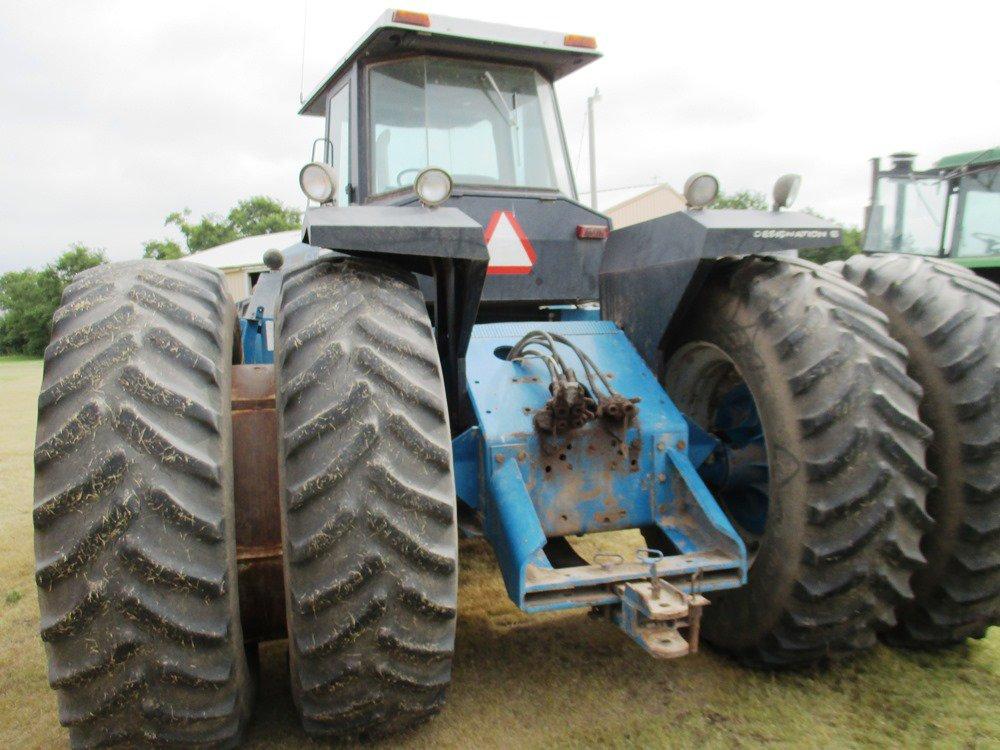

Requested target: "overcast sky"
[{"left": 1, "top": 0, "right": 997, "bottom": 272}]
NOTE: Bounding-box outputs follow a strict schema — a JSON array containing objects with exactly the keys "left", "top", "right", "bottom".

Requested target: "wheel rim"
[{"left": 665, "top": 342, "right": 770, "bottom": 561}]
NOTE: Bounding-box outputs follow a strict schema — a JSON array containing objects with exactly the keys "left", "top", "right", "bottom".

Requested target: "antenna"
[
  {"left": 298, "top": 0, "right": 308, "bottom": 104},
  {"left": 587, "top": 88, "right": 601, "bottom": 210}
]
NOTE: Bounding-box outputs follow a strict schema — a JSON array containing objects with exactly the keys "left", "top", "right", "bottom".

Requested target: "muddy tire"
[
  {"left": 662, "top": 256, "right": 933, "bottom": 667},
  {"left": 835, "top": 254, "right": 999, "bottom": 646},
  {"left": 33, "top": 260, "right": 250, "bottom": 748},
  {"left": 275, "top": 259, "right": 458, "bottom": 739}
]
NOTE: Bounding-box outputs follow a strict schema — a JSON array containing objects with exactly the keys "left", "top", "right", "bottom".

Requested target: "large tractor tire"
[
  {"left": 662, "top": 256, "right": 932, "bottom": 667},
  {"left": 33, "top": 260, "right": 251, "bottom": 748},
  {"left": 274, "top": 259, "right": 458, "bottom": 739},
  {"left": 833, "top": 254, "right": 999, "bottom": 646}
]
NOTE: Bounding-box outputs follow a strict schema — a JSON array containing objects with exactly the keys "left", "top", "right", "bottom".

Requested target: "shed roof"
[
  {"left": 299, "top": 10, "right": 601, "bottom": 116},
  {"left": 934, "top": 148, "right": 1000, "bottom": 170},
  {"left": 186, "top": 230, "right": 302, "bottom": 270}
]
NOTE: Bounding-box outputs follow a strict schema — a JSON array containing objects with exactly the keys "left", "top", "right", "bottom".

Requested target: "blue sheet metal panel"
[
  {"left": 458, "top": 321, "right": 746, "bottom": 611},
  {"left": 465, "top": 320, "right": 688, "bottom": 538},
  {"left": 451, "top": 427, "right": 481, "bottom": 510},
  {"left": 486, "top": 459, "right": 551, "bottom": 602},
  {"left": 661, "top": 448, "right": 744, "bottom": 564}
]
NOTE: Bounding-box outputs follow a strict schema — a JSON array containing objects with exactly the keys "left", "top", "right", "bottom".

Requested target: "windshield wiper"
[
  {"left": 480, "top": 71, "right": 516, "bottom": 126},
  {"left": 479, "top": 71, "right": 522, "bottom": 167}
]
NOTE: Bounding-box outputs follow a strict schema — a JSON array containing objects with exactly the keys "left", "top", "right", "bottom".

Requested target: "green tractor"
[{"left": 863, "top": 149, "right": 1000, "bottom": 283}]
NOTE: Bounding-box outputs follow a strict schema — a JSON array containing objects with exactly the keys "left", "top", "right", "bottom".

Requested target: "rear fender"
[
  {"left": 303, "top": 204, "right": 489, "bottom": 425},
  {"left": 599, "top": 209, "right": 842, "bottom": 370}
]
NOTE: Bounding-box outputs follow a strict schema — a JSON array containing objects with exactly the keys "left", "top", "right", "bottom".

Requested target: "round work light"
[
  {"left": 683, "top": 172, "right": 720, "bottom": 209},
  {"left": 772, "top": 173, "right": 802, "bottom": 210},
  {"left": 414, "top": 167, "right": 453, "bottom": 207},
  {"left": 299, "top": 162, "right": 338, "bottom": 204}
]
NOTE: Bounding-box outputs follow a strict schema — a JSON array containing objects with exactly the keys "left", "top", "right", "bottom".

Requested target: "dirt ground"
[{"left": 1, "top": 357, "right": 997, "bottom": 749}]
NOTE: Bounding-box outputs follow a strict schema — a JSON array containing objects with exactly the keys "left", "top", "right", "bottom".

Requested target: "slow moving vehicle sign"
[{"left": 484, "top": 210, "right": 537, "bottom": 274}]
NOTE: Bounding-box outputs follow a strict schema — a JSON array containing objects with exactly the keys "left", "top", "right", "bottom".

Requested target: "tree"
[
  {"left": 712, "top": 190, "right": 769, "bottom": 210},
  {"left": 227, "top": 196, "right": 301, "bottom": 237},
  {"left": 142, "top": 239, "right": 185, "bottom": 260},
  {"left": 154, "top": 196, "right": 301, "bottom": 256},
  {"left": 51, "top": 243, "right": 108, "bottom": 284},
  {"left": 798, "top": 208, "right": 863, "bottom": 265},
  {"left": 0, "top": 269, "right": 62, "bottom": 356},
  {"left": 800, "top": 225, "right": 862, "bottom": 265},
  {"left": 165, "top": 210, "right": 239, "bottom": 253},
  {"left": 0, "top": 245, "right": 107, "bottom": 356}
]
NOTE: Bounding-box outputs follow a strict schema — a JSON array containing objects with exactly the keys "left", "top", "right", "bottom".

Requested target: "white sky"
[{"left": 1, "top": 0, "right": 997, "bottom": 272}]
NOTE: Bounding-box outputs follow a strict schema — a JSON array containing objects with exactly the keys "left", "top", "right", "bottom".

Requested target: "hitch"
[{"left": 611, "top": 552, "right": 709, "bottom": 658}]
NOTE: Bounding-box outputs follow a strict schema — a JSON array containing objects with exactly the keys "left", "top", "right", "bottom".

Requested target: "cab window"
[
  {"left": 954, "top": 169, "right": 1000, "bottom": 257},
  {"left": 368, "top": 56, "right": 573, "bottom": 197},
  {"left": 326, "top": 83, "right": 351, "bottom": 206}
]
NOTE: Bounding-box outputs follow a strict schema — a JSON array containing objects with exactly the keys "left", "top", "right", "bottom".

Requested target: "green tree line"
[{"left": 0, "top": 196, "right": 300, "bottom": 356}]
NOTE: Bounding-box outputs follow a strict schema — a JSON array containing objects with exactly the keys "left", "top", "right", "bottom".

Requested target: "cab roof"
[
  {"left": 299, "top": 9, "right": 601, "bottom": 116},
  {"left": 935, "top": 148, "right": 1000, "bottom": 170}
]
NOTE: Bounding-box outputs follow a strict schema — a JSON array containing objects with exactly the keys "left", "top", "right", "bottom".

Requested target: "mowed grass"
[{"left": 1, "top": 358, "right": 997, "bottom": 749}]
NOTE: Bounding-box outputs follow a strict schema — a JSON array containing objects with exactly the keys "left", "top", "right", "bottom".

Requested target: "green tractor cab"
[{"left": 864, "top": 149, "right": 1000, "bottom": 283}]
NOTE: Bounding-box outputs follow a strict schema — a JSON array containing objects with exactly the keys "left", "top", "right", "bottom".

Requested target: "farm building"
[
  {"left": 187, "top": 230, "right": 302, "bottom": 301},
  {"left": 599, "top": 183, "right": 685, "bottom": 228}
]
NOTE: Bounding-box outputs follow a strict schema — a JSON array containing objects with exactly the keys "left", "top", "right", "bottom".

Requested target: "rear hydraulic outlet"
[
  {"left": 533, "top": 371, "right": 597, "bottom": 432},
  {"left": 507, "top": 329, "right": 640, "bottom": 434},
  {"left": 596, "top": 393, "right": 640, "bottom": 421}
]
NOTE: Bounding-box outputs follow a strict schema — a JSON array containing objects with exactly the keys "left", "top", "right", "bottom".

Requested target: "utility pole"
[{"left": 587, "top": 88, "right": 600, "bottom": 209}]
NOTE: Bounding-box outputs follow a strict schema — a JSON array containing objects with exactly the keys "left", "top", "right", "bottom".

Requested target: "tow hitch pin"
[{"left": 636, "top": 548, "right": 665, "bottom": 599}]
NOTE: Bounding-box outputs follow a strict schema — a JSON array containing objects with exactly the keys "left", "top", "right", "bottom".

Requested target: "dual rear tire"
[
  {"left": 32, "top": 258, "right": 457, "bottom": 747},
  {"left": 663, "top": 256, "right": 932, "bottom": 665},
  {"left": 833, "top": 255, "right": 999, "bottom": 646},
  {"left": 273, "top": 259, "right": 458, "bottom": 739},
  {"left": 664, "top": 253, "right": 998, "bottom": 664},
  {"left": 33, "top": 261, "right": 252, "bottom": 748}
]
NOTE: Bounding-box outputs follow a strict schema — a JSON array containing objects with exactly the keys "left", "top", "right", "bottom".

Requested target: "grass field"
[{"left": 1, "top": 357, "right": 997, "bottom": 749}]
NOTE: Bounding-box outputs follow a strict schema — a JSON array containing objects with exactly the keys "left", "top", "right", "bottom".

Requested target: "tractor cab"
[
  {"left": 298, "top": 10, "right": 608, "bottom": 308},
  {"left": 864, "top": 149, "right": 1000, "bottom": 283}
]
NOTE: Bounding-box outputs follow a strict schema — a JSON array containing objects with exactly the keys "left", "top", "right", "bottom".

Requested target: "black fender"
[
  {"left": 599, "top": 209, "right": 842, "bottom": 373},
  {"left": 303, "top": 204, "right": 489, "bottom": 424}
]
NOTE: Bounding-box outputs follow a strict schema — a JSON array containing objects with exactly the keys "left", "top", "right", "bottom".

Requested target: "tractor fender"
[
  {"left": 599, "top": 209, "right": 842, "bottom": 371},
  {"left": 303, "top": 204, "right": 489, "bottom": 424},
  {"left": 304, "top": 204, "right": 488, "bottom": 274}
]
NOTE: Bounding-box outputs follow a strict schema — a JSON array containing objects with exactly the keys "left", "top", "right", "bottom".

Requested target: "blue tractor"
[{"left": 33, "top": 10, "right": 998, "bottom": 748}]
